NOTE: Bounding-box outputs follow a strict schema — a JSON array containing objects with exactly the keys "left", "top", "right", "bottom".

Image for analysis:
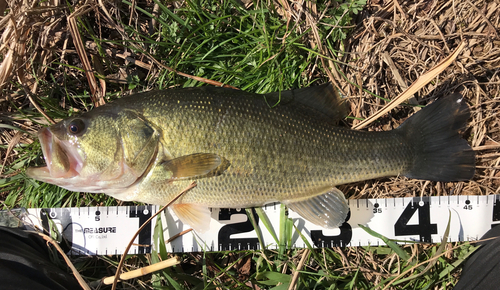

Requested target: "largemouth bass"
[{"left": 26, "top": 85, "right": 475, "bottom": 232}]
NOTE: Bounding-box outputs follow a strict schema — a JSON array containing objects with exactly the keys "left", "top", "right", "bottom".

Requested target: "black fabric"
[
  {"left": 0, "top": 227, "right": 81, "bottom": 290},
  {"left": 454, "top": 225, "right": 500, "bottom": 290}
]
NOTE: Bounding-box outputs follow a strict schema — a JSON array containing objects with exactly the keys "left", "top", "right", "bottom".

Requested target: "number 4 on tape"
[{"left": 395, "top": 199, "right": 438, "bottom": 243}]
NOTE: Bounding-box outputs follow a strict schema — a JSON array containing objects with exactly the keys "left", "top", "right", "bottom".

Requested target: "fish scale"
[{"left": 138, "top": 92, "right": 404, "bottom": 206}]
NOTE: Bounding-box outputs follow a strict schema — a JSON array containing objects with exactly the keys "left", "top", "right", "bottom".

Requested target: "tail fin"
[{"left": 398, "top": 94, "right": 475, "bottom": 181}]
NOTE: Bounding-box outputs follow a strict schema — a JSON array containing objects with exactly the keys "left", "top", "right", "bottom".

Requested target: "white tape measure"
[{"left": 19, "top": 195, "right": 499, "bottom": 255}]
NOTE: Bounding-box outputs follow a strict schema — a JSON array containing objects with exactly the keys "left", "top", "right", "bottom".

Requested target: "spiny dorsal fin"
[{"left": 265, "top": 83, "right": 347, "bottom": 123}]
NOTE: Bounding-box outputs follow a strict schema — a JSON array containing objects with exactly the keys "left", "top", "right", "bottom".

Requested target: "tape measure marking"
[{"left": 23, "top": 195, "right": 498, "bottom": 255}]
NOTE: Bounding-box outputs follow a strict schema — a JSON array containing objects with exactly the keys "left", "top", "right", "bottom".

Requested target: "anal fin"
[
  {"left": 171, "top": 203, "right": 211, "bottom": 233},
  {"left": 285, "top": 188, "right": 349, "bottom": 228}
]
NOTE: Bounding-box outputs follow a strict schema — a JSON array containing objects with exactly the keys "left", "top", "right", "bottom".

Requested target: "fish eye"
[{"left": 67, "top": 119, "right": 86, "bottom": 135}]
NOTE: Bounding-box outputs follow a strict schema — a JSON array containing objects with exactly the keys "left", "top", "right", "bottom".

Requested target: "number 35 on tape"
[{"left": 27, "top": 195, "right": 500, "bottom": 255}]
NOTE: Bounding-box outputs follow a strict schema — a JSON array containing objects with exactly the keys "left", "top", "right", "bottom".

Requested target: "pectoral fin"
[
  {"left": 163, "top": 153, "right": 230, "bottom": 180},
  {"left": 285, "top": 188, "right": 349, "bottom": 228},
  {"left": 171, "top": 203, "right": 211, "bottom": 233}
]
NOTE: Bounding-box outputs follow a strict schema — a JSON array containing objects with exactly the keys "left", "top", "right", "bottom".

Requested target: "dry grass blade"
[
  {"left": 28, "top": 95, "right": 55, "bottom": 124},
  {"left": 173, "top": 69, "right": 239, "bottom": 89},
  {"left": 381, "top": 51, "right": 418, "bottom": 108},
  {"left": 165, "top": 228, "right": 193, "bottom": 244},
  {"left": 0, "top": 131, "right": 21, "bottom": 176},
  {"left": 103, "top": 256, "right": 180, "bottom": 285},
  {"left": 35, "top": 232, "right": 91, "bottom": 290},
  {"left": 288, "top": 249, "right": 310, "bottom": 290},
  {"left": 0, "top": 7, "right": 30, "bottom": 91},
  {"left": 353, "top": 41, "right": 466, "bottom": 130},
  {"left": 17, "top": 76, "right": 56, "bottom": 124},
  {"left": 464, "top": 0, "right": 499, "bottom": 38},
  {"left": 85, "top": 41, "right": 153, "bottom": 70},
  {"left": 0, "top": 40, "right": 14, "bottom": 89},
  {"left": 111, "top": 181, "right": 197, "bottom": 290},
  {"left": 68, "top": 5, "right": 105, "bottom": 107}
]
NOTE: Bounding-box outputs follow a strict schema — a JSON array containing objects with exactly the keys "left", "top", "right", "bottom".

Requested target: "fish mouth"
[{"left": 27, "top": 127, "right": 84, "bottom": 180}]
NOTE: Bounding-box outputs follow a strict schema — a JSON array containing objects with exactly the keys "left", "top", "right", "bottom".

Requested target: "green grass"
[{"left": 0, "top": 0, "right": 478, "bottom": 289}]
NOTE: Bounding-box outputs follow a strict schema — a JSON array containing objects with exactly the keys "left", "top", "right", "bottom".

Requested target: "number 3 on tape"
[{"left": 311, "top": 211, "right": 352, "bottom": 247}]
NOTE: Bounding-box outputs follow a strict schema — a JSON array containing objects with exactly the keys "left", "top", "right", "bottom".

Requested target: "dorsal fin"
[{"left": 264, "top": 83, "right": 347, "bottom": 123}]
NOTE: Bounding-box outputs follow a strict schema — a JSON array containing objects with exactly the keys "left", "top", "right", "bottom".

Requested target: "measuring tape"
[{"left": 17, "top": 195, "right": 500, "bottom": 255}]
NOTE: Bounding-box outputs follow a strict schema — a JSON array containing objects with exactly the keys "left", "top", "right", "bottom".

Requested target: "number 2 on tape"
[
  {"left": 394, "top": 198, "right": 438, "bottom": 242},
  {"left": 218, "top": 208, "right": 259, "bottom": 251}
]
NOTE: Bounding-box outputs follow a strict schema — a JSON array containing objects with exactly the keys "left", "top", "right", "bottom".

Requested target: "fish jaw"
[
  {"left": 27, "top": 127, "right": 86, "bottom": 186},
  {"left": 44, "top": 127, "right": 85, "bottom": 177},
  {"left": 27, "top": 127, "right": 147, "bottom": 194}
]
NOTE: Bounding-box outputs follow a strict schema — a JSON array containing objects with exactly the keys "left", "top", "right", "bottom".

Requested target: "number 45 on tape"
[{"left": 24, "top": 195, "right": 500, "bottom": 255}]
